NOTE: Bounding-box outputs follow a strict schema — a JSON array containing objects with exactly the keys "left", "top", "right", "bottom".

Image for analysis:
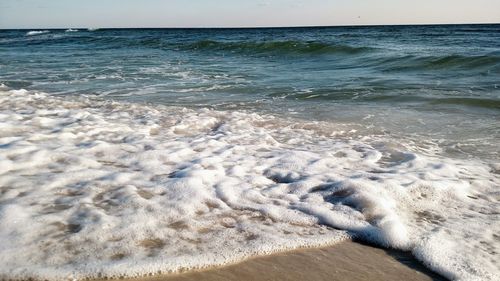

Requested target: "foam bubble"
[{"left": 0, "top": 88, "right": 498, "bottom": 280}]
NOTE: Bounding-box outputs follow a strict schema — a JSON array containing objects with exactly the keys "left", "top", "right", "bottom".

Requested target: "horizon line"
[{"left": 1, "top": 22, "right": 499, "bottom": 30}]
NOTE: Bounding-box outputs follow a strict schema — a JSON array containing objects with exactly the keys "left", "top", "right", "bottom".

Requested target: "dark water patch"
[
  {"left": 366, "top": 95, "right": 500, "bottom": 110},
  {"left": 2, "top": 80, "right": 33, "bottom": 89},
  {"left": 288, "top": 89, "right": 500, "bottom": 110},
  {"left": 428, "top": 97, "right": 500, "bottom": 110},
  {"left": 380, "top": 54, "right": 500, "bottom": 72},
  {"left": 421, "top": 55, "right": 500, "bottom": 70}
]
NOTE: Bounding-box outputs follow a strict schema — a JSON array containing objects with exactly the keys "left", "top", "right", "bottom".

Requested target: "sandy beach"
[{"left": 130, "top": 241, "right": 445, "bottom": 281}]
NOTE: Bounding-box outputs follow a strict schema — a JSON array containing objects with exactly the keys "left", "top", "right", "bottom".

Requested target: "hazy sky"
[{"left": 1, "top": 0, "right": 499, "bottom": 29}]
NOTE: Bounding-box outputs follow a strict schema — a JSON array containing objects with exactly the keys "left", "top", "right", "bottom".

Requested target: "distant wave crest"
[{"left": 25, "top": 30, "right": 50, "bottom": 36}]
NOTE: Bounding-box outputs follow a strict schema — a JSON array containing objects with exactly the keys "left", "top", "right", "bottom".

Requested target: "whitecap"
[{"left": 25, "top": 30, "right": 50, "bottom": 36}]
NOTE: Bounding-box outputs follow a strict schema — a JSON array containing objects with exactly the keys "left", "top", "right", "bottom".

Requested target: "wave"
[
  {"left": 65, "top": 28, "right": 79, "bottom": 32},
  {"left": 25, "top": 30, "right": 50, "bottom": 36},
  {"left": 69, "top": 37, "right": 373, "bottom": 56},
  {"left": 12, "top": 35, "right": 373, "bottom": 57},
  {"left": 0, "top": 87, "right": 498, "bottom": 280},
  {"left": 183, "top": 40, "right": 373, "bottom": 55}
]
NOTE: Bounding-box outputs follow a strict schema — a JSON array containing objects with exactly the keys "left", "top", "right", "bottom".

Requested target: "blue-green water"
[{"left": 1, "top": 25, "right": 499, "bottom": 159}]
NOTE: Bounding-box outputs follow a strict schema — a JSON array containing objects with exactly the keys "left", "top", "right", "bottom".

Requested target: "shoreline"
[{"left": 124, "top": 241, "right": 446, "bottom": 281}]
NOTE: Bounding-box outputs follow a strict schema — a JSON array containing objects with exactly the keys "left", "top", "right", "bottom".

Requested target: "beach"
[
  {"left": 0, "top": 25, "right": 499, "bottom": 280},
  {"left": 138, "top": 241, "right": 445, "bottom": 281}
]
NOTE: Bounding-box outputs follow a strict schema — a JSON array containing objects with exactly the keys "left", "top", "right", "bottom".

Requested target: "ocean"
[{"left": 0, "top": 25, "right": 499, "bottom": 280}]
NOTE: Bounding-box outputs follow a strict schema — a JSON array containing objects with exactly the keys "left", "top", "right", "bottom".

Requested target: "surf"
[{"left": 0, "top": 87, "right": 498, "bottom": 280}]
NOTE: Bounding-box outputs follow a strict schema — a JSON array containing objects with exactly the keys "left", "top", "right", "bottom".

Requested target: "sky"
[{"left": 0, "top": 0, "right": 499, "bottom": 29}]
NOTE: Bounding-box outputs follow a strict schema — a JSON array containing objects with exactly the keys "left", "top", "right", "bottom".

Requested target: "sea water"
[{"left": 0, "top": 25, "right": 499, "bottom": 280}]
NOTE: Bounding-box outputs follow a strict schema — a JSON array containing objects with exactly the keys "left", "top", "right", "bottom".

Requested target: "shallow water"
[{"left": 0, "top": 25, "right": 499, "bottom": 280}]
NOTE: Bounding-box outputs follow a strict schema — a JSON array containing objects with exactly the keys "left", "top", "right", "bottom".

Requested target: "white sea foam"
[
  {"left": 65, "top": 29, "right": 79, "bottom": 32},
  {"left": 0, "top": 88, "right": 498, "bottom": 281},
  {"left": 26, "top": 30, "right": 50, "bottom": 36}
]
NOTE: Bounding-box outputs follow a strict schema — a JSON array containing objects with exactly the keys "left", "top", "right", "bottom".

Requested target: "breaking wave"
[{"left": 25, "top": 30, "right": 50, "bottom": 36}]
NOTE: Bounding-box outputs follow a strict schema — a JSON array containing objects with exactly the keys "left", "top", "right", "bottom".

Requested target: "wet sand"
[{"left": 135, "top": 241, "right": 446, "bottom": 281}]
